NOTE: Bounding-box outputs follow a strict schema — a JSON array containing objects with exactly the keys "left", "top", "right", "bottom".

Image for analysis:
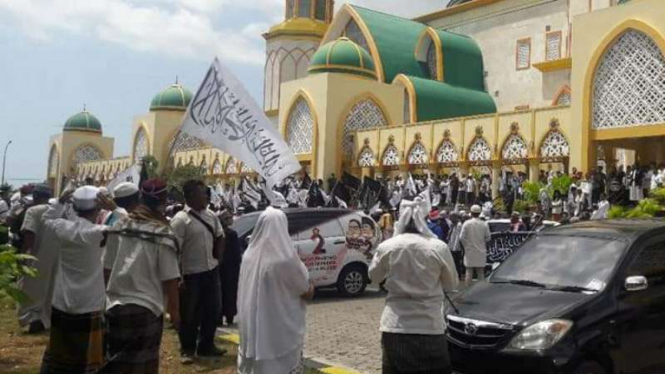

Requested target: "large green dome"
[
  {"left": 309, "top": 37, "right": 377, "bottom": 79},
  {"left": 63, "top": 110, "right": 102, "bottom": 133},
  {"left": 150, "top": 84, "right": 193, "bottom": 111}
]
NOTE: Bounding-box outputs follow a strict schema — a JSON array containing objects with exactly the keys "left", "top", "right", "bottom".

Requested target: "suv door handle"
[{"left": 333, "top": 240, "right": 345, "bottom": 245}]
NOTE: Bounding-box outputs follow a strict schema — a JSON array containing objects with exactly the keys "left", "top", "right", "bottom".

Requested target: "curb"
[{"left": 217, "top": 330, "right": 362, "bottom": 374}]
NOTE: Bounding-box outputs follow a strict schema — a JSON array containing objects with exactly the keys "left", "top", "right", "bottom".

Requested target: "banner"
[
  {"left": 486, "top": 232, "right": 532, "bottom": 263},
  {"left": 178, "top": 58, "right": 301, "bottom": 187},
  {"left": 107, "top": 164, "right": 141, "bottom": 191}
]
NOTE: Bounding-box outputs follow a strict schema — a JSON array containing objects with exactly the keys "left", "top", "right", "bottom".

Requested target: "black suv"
[{"left": 448, "top": 220, "right": 665, "bottom": 374}]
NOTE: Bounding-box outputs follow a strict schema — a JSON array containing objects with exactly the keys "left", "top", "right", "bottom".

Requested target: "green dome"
[
  {"left": 63, "top": 110, "right": 102, "bottom": 133},
  {"left": 150, "top": 84, "right": 193, "bottom": 111},
  {"left": 309, "top": 37, "right": 377, "bottom": 79}
]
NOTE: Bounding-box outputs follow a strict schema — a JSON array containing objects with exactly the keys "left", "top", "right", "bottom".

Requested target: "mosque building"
[{"left": 46, "top": 0, "right": 665, "bottom": 198}]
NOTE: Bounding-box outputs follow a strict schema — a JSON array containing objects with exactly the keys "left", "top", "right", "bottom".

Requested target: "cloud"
[
  {"left": 0, "top": 0, "right": 445, "bottom": 66},
  {"left": 0, "top": 0, "right": 266, "bottom": 65}
]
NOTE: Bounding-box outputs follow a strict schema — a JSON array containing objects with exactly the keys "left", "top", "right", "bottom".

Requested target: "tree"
[{"left": 161, "top": 164, "right": 204, "bottom": 201}]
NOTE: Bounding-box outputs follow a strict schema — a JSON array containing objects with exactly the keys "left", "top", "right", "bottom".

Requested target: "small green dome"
[
  {"left": 63, "top": 110, "right": 103, "bottom": 133},
  {"left": 150, "top": 84, "right": 193, "bottom": 111},
  {"left": 309, "top": 37, "right": 377, "bottom": 79}
]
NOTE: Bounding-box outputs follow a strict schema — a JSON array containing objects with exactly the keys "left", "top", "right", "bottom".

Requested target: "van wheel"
[
  {"left": 572, "top": 361, "right": 606, "bottom": 374},
  {"left": 337, "top": 265, "right": 367, "bottom": 297}
]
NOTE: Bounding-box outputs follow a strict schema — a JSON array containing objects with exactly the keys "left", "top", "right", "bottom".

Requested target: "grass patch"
[{"left": 0, "top": 295, "right": 321, "bottom": 373}]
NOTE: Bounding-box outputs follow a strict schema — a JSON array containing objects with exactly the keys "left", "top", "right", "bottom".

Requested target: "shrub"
[
  {"left": 0, "top": 245, "right": 37, "bottom": 302},
  {"left": 608, "top": 206, "right": 629, "bottom": 219}
]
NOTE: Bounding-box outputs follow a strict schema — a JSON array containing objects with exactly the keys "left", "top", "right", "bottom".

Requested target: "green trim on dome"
[
  {"left": 150, "top": 84, "right": 193, "bottom": 111},
  {"left": 398, "top": 75, "right": 496, "bottom": 122},
  {"left": 63, "top": 110, "right": 103, "bottom": 133},
  {"left": 350, "top": 6, "right": 428, "bottom": 82},
  {"left": 309, "top": 37, "right": 377, "bottom": 78},
  {"left": 436, "top": 30, "right": 485, "bottom": 91}
]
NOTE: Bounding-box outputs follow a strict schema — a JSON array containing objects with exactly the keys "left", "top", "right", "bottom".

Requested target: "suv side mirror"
[{"left": 625, "top": 276, "right": 648, "bottom": 292}]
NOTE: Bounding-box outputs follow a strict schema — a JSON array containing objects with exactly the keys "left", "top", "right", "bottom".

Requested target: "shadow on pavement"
[{"left": 308, "top": 287, "right": 386, "bottom": 305}]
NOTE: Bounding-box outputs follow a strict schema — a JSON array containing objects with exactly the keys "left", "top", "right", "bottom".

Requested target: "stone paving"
[
  {"left": 303, "top": 288, "right": 385, "bottom": 374},
  {"left": 223, "top": 288, "right": 386, "bottom": 374}
]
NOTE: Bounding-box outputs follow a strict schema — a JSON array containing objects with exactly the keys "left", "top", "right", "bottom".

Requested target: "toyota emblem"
[{"left": 464, "top": 323, "right": 479, "bottom": 336}]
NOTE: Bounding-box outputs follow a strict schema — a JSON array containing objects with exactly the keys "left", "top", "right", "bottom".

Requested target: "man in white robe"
[
  {"left": 16, "top": 184, "right": 58, "bottom": 333},
  {"left": 460, "top": 205, "right": 491, "bottom": 288}
]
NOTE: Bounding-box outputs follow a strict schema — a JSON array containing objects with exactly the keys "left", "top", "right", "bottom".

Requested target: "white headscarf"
[
  {"left": 393, "top": 197, "right": 436, "bottom": 239},
  {"left": 238, "top": 207, "right": 310, "bottom": 361}
]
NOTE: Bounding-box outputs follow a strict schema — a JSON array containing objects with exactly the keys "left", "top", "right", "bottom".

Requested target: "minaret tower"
[{"left": 263, "top": 0, "right": 334, "bottom": 125}]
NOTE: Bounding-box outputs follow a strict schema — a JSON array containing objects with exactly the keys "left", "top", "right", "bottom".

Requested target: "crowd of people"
[{"left": 1, "top": 161, "right": 662, "bottom": 374}]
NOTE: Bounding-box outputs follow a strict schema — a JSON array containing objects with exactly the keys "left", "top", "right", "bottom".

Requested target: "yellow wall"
[
  {"left": 571, "top": 0, "right": 665, "bottom": 170},
  {"left": 279, "top": 72, "right": 404, "bottom": 180},
  {"left": 50, "top": 131, "right": 114, "bottom": 194}
]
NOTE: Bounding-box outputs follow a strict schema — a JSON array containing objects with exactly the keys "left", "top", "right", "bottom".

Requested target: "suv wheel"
[
  {"left": 572, "top": 361, "right": 606, "bottom": 374},
  {"left": 337, "top": 265, "right": 367, "bottom": 297}
]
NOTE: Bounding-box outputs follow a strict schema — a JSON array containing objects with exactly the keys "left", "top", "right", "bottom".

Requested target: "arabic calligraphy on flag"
[{"left": 177, "top": 57, "right": 301, "bottom": 187}]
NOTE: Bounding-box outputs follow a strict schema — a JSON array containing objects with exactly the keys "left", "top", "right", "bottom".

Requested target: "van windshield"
[{"left": 491, "top": 235, "right": 627, "bottom": 292}]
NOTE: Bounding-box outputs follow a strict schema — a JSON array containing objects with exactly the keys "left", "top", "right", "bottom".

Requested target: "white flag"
[
  {"left": 107, "top": 164, "right": 141, "bottom": 191},
  {"left": 178, "top": 58, "right": 301, "bottom": 188},
  {"left": 261, "top": 183, "right": 288, "bottom": 208}
]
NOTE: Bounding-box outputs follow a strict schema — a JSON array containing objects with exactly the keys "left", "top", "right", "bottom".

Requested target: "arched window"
[
  {"left": 133, "top": 128, "right": 148, "bottom": 162},
  {"left": 298, "top": 0, "right": 311, "bottom": 17},
  {"left": 554, "top": 91, "right": 571, "bottom": 106},
  {"left": 71, "top": 145, "right": 102, "bottom": 170},
  {"left": 592, "top": 29, "right": 665, "bottom": 129},
  {"left": 212, "top": 159, "right": 222, "bottom": 174},
  {"left": 286, "top": 97, "right": 314, "bottom": 154},
  {"left": 225, "top": 158, "right": 237, "bottom": 174},
  {"left": 501, "top": 134, "right": 528, "bottom": 161},
  {"left": 382, "top": 145, "right": 400, "bottom": 166},
  {"left": 344, "top": 20, "right": 370, "bottom": 54},
  {"left": 315, "top": 0, "right": 327, "bottom": 21},
  {"left": 467, "top": 138, "right": 491, "bottom": 162},
  {"left": 169, "top": 132, "right": 205, "bottom": 153},
  {"left": 436, "top": 140, "right": 459, "bottom": 164},
  {"left": 426, "top": 41, "right": 438, "bottom": 80},
  {"left": 540, "top": 130, "right": 570, "bottom": 159},
  {"left": 408, "top": 142, "right": 428, "bottom": 165},
  {"left": 48, "top": 146, "right": 59, "bottom": 177},
  {"left": 358, "top": 147, "right": 374, "bottom": 167},
  {"left": 200, "top": 159, "right": 208, "bottom": 175},
  {"left": 403, "top": 90, "right": 411, "bottom": 124},
  {"left": 342, "top": 99, "right": 388, "bottom": 156}
]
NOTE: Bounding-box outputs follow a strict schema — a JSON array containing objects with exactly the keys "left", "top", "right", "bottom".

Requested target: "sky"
[{"left": 0, "top": 0, "right": 446, "bottom": 187}]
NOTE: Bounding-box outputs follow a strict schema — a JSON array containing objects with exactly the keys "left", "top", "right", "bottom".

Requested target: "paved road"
[{"left": 304, "top": 288, "right": 385, "bottom": 374}]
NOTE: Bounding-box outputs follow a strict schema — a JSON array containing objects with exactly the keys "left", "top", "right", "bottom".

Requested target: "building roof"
[
  {"left": 350, "top": 5, "right": 428, "bottom": 82},
  {"left": 63, "top": 110, "right": 103, "bottom": 134},
  {"left": 434, "top": 29, "right": 485, "bottom": 91},
  {"left": 309, "top": 37, "right": 377, "bottom": 79},
  {"left": 396, "top": 75, "right": 496, "bottom": 122},
  {"left": 150, "top": 84, "right": 193, "bottom": 111}
]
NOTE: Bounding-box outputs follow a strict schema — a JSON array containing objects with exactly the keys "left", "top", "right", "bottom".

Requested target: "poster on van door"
[{"left": 299, "top": 215, "right": 379, "bottom": 282}]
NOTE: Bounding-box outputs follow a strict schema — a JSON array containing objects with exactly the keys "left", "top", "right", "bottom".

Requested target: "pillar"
[
  {"left": 491, "top": 161, "right": 501, "bottom": 200},
  {"left": 529, "top": 159, "right": 540, "bottom": 183}
]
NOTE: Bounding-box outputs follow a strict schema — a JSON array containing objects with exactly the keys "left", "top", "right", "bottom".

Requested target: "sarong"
[
  {"left": 382, "top": 333, "right": 451, "bottom": 374},
  {"left": 41, "top": 308, "right": 104, "bottom": 374},
  {"left": 104, "top": 304, "right": 163, "bottom": 374}
]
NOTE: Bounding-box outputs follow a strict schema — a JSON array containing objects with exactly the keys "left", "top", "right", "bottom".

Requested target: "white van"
[{"left": 233, "top": 208, "right": 382, "bottom": 297}]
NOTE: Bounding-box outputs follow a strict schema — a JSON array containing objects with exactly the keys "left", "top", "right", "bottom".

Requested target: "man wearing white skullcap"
[
  {"left": 40, "top": 186, "right": 118, "bottom": 374},
  {"left": 460, "top": 204, "right": 491, "bottom": 288}
]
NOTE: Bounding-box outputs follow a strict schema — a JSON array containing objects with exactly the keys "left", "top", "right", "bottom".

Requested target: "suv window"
[{"left": 627, "top": 242, "right": 665, "bottom": 278}]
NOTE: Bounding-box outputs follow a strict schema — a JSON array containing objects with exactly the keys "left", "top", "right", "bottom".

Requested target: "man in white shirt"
[
  {"left": 0, "top": 184, "right": 10, "bottom": 222},
  {"left": 466, "top": 175, "right": 476, "bottom": 205},
  {"left": 40, "top": 186, "right": 110, "bottom": 374},
  {"left": 171, "top": 179, "right": 226, "bottom": 363},
  {"left": 104, "top": 179, "right": 181, "bottom": 373},
  {"left": 102, "top": 182, "right": 140, "bottom": 285},
  {"left": 16, "top": 184, "right": 56, "bottom": 333},
  {"left": 369, "top": 197, "right": 458, "bottom": 374},
  {"left": 460, "top": 205, "right": 491, "bottom": 288}
]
